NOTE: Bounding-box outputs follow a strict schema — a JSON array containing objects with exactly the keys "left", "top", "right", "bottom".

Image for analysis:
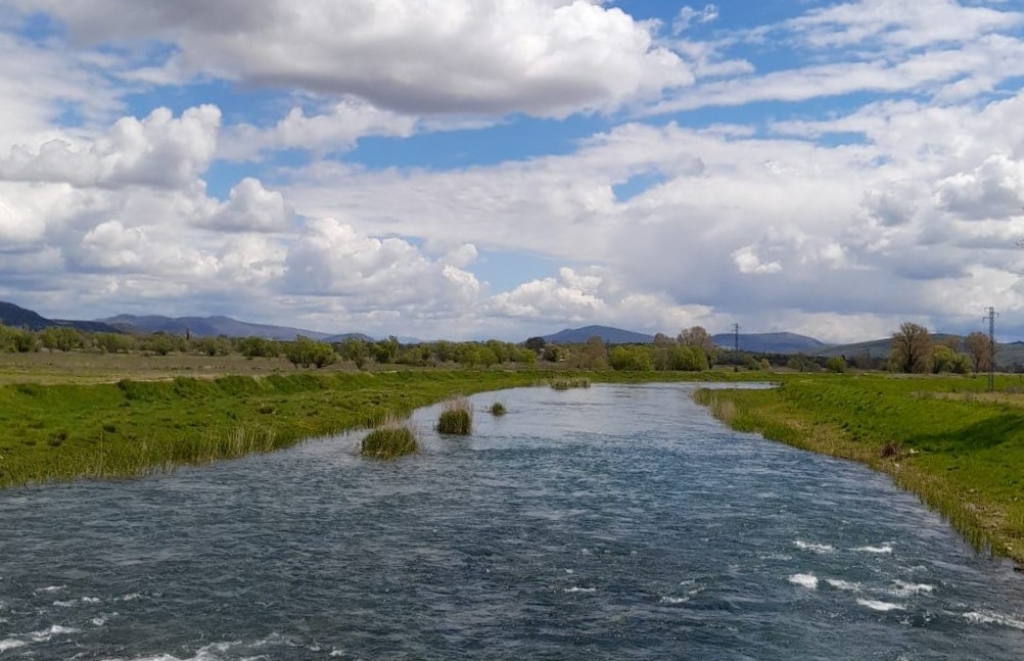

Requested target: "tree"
[
  {"left": 40, "top": 326, "right": 83, "bottom": 352},
  {"left": 931, "top": 344, "right": 956, "bottom": 373},
  {"left": 195, "top": 336, "right": 232, "bottom": 357},
  {"left": 826, "top": 356, "right": 847, "bottom": 373},
  {"left": 285, "top": 336, "right": 337, "bottom": 368},
  {"left": 236, "top": 336, "right": 280, "bottom": 358},
  {"left": 653, "top": 333, "right": 675, "bottom": 347},
  {"left": 669, "top": 345, "right": 708, "bottom": 371},
  {"left": 371, "top": 336, "right": 399, "bottom": 364},
  {"left": 95, "top": 332, "right": 132, "bottom": 354},
  {"left": 964, "top": 331, "right": 994, "bottom": 373},
  {"left": 891, "top": 322, "right": 932, "bottom": 373},
  {"left": 525, "top": 336, "right": 547, "bottom": 352},
  {"left": 574, "top": 336, "right": 608, "bottom": 369},
  {"left": 609, "top": 345, "right": 653, "bottom": 371},
  {"left": 678, "top": 326, "right": 715, "bottom": 354}
]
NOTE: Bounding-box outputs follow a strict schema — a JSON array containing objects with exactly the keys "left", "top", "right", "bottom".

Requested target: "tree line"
[
  {"left": 0, "top": 320, "right": 1005, "bottom": 375},
  {"left": 889, "top": 322, "right": 994, "bottom": 374}
]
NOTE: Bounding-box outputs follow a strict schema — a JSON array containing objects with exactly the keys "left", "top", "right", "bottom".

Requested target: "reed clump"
[
  {"left": 437, "top": 396, "right": 473, "bottom": 435},
  {"left": 490, "top": 402, "right": 507, "bottom": 416},
  {"left": 361, "top": 420, "right": 418, "bottom": 459},
  {"left": 549, "top": 377, "right": 591, "bottom": 391}
]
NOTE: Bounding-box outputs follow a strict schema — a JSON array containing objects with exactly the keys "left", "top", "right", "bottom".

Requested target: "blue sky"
[{"left": 1, "top": 0, "right": 1024, "bottom": 342}]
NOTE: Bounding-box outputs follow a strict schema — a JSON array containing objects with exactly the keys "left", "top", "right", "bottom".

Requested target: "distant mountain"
[
  {"left": 0, "top": 301, "right": 120, "bottom": 333},
  {"left": 713, "top": 332, "right": 829, "bottom": 354},
  {"left": 102, "top": 314, "right": 333, "bottom": 341},
  {"left": 543, "top": 325, "right": 655, "bottom": 345}
]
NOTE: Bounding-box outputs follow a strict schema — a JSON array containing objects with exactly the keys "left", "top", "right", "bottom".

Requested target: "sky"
[{"left": 1, "top": 0, "right": 1024, "bottom": 343}]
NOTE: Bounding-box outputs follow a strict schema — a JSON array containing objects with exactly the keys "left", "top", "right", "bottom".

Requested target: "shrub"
[
  {"left": 361, "top": 423, "right": 418, "bottom": 459},
  {"left": 490, "top": 402, "right": 507, "bottom": 416},
  {"left": 437, "top": 397, "right": 473, "bottom": 435},
  {"left": 609, "top": 345, "right": 654, "bottom": 371},
  {"left": 826, "top": 356, "right": 847, "bottom": 373}
]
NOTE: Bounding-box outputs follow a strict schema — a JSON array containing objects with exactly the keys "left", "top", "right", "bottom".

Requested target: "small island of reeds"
[
  {"left": 549, "top": 377, "right": 591, "bottom": 391},
  {"left": 361, "top": 421, "right": 418, "bottom": 459},
  {"left": 437, "top": 396, "right": 473, "bottom": 435}
]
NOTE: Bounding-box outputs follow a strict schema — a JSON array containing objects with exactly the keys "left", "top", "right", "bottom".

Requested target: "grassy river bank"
[
  {"left": 696, "top": 373, "right": 1024, "bottom": 565},
  {"left": 0, "top": 368, "right": 749, "bottom": 489},
  {"left": 5, "top": 364, "right": 1023, "bottom": 568}
]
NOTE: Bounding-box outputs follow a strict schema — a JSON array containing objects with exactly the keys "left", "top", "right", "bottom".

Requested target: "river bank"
[
  {"left": 0, "top": 368, "right": 754, "bottom": 489},
  {"left": 695, "top": 374, "right": 1024, "bottom": 565}
]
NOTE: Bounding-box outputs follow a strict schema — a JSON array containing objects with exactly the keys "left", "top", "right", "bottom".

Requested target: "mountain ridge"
[
  {"left": 543, "top": 325, "right": 656, "bottom": 345},
  {"left": 102, "top": 313, "right": 337, "bottom": 339},
  {"left": 0, "top": 301, "right": 121, "bottom": 333}
]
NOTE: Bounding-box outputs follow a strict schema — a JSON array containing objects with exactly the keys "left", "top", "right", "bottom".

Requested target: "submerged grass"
[
  {"left": 694, "top": 374, "right": 1024, "bottom": 565},
  {"left": 437, "top": 396, "right": 473, "bottom": 435},
  {"left": 490, "top": 402, "right": 507, "bottom": 416},
  {"left": 361, "top": 420, "right": 418, "bottom": 459},
  {"left": 549, "top": 377, "right": 592, "bottom": 390}
]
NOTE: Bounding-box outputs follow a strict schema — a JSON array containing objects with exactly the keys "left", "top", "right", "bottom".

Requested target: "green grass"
[
  {"left": 361, "top": 422, "right": 418, "bottom": 459},
  {"left": 437, "top": 396, "right": 473, "bottom": 435},
  {"left": 490, "top": 402, "right": 507, "bottom": 416},
  {"left": 0, "top": 360, "right": 784, "bottom": 490},
  {"left": 694, "top": 373, "right": 1024, "bottom": 564},
  {"left": 0, "top": 370, "right": 552, "bottom": 487}
]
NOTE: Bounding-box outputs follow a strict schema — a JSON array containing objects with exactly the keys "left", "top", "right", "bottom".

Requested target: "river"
[{"left": 1, "top": 383, "right": 1022, "bottom": 660}]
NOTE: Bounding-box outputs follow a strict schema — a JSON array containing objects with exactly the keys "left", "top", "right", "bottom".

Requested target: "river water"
[{"left": 1, "top": 383, "right": 1022, "bottom": 660}]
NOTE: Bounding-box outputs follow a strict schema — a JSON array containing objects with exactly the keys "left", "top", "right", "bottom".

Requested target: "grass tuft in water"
[
  {"left": 361, "top": 421, "right": 418, "bottom": 459},
  {"left": 438, "top": 397, "right": 473, "bottom": 437},
  {"left": 437, "top": 396, "right": 473, "bottom": 435},
  {"left": 490, "top": 402, "right": 507, "bottom": 416},
  {"left": 550, "top": 377, "right": 591, "bottom": 390}
]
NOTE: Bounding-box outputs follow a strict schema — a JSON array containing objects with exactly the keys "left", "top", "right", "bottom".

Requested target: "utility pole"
[
  {"left": 733, "top": 323, "right": 740, "bottom": 352},
  {"left": 983, "top": 307, "right": 997, "bottom": 392}
]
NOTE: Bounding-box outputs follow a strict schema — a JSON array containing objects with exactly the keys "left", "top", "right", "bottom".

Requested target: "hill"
[
  {"left": 713, "top": 332, "right": 829, "bottom": 354},
  {"left": 0, "top": 301, "right": 120, "bottom": 333},
  {"left": 543, "top": 325, "right": 655, "bottom": 345},
  {"left": 101, "top": 314, "right": 335, "bottom": 341}
]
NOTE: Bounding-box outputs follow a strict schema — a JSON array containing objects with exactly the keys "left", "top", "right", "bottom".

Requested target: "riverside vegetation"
[
  {"left": 6, "top": 318, "right": 1024, "bottom": 568},
  {"left": 0, "top": 366, "right": 744, "bottom": 488},
  {"left": 695, "top": 373, "right": 1024, "bottom": 565}
]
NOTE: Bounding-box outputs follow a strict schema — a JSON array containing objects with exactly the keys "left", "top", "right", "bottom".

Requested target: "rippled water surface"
[{"left": 2, "top": 383, "right": 1023, "bottom": 660}]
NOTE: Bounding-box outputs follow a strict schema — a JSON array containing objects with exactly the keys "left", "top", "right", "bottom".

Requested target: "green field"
[{"left": 695, "top": 373, "right": 1024, "bottom": 564}]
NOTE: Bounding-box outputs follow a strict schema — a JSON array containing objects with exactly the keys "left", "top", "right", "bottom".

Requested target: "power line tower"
[
  {"left": 733, "top": 323, "right": 740, "bottom": 352},
  {"left": 983, "top": 307, "right": 997, "bottom": 392}
]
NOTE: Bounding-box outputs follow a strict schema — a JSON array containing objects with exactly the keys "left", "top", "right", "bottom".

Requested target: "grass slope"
[{"left": 695, "top": 373, "right": 1024, "bottom": 564}]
